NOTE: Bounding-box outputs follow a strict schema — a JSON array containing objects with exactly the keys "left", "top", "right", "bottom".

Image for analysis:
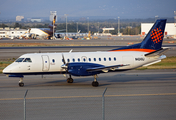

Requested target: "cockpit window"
[
  {"left": 23, "top": 58, "right": 32, "bottom": 62},
  {"left": 15, "top": 58, "right": 24, "bottom": 62}
]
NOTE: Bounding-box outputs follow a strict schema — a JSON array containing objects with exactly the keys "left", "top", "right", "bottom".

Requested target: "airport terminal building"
[
  {"left": 0, "top": 27, "right": 27, "bottom": 39},
  {"left": 141, "top": 23, "right": 176, "bottom": 37}
]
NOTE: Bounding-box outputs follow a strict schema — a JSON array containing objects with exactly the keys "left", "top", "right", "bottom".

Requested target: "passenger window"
[
  {"left": 78, "top": 58, "right": 80, "bottom": 62},
  {"left": 83, "top": 58, "right": 86, "bottom": 62},
  {"left": 15, "top": 58, "right": 24, "bottom": 62},
  {"left": 89, "top": 58, "right": 91, "bottom": 62},
  {"left": 23, "top": 58, "right": 32, "bottom": 62},
  {"left": 114, "top": 57, "right": 116, "bottom": 61},
  {"left": 52, "top": 59, "right": 55, "bottom": 63},
  {"left": 73, "top": 58, "right": 75, "bottom": 62},
  {"left": 104, "top": 58, "right": 106, "bottom": 61},
  {"left": 67, "top": 59, "right": 70, "bottom": 62},
  {"left": 109, "top": 57, "right": 111, "bottom": 61},
  {"left": 94, "top": 58, "right": 96, "bottom": 61},
  {"left": 99, "top": 58, "right": 101, "bottom": 61}
]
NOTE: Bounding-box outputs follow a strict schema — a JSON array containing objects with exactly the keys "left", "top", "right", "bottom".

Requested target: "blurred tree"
[
  {"left": 0, "top": 23, "right": 8, "bottom": 28},
  {"left": 14, "top": 23, "right": 22, "bottom": 28}
]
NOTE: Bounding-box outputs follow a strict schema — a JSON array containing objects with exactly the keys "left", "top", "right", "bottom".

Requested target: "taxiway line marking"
[{"left": 1, "top": 93, "right": 176, "bottom": 101}]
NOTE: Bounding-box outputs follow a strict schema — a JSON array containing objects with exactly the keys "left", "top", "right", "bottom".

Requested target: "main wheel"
[
  {"left": 19, "top": 82, "right": 24, "bottom": 87},
  {"left": 92, "top": 81, "right": 99, "bottom": 87},
  {"left": 67, "top": 78, "right": 73, "bottom": 83}
]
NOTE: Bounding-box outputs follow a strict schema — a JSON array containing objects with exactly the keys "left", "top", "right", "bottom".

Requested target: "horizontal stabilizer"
[
  {"left": 145, "top": 47, "right": 169, "bottom": 57},
  {"left": 86, "top": 64, "right": 129, "bottom": 72}
]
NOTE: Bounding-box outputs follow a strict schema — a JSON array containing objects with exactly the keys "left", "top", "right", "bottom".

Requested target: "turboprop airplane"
[
  {"left": 26, "top": 16, "right": 57, "bottom": 39},
  {"left": 3, "top": 19, "right": 169, "bottom": 87}
]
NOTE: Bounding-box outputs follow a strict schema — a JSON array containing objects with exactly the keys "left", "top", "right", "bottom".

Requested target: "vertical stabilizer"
[
  {"left": 140, "top": 19, "right": 167, "bottom": 50},
  {"left": 48, "top": 16, "right": 57, "bottom": 30},
  {"left": 52, "top": 16, "right": 56, "bottom": 25}
]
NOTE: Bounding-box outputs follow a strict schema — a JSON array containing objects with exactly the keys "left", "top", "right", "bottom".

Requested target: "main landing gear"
[
  {"left": 19, "top": 77, "right": 24, "bottom": 87},
  {"left": 92, "top": 75, "right": 99, "bottom": 87},
  {"left": 66, "top": 74, "right": 99, "bottom": 87},
  {"left": 67, "top": 74, "right": 73, "bottom": 83}
]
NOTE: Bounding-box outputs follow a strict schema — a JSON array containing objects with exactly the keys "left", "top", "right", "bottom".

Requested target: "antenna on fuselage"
[{"left": 69, "top": 49, "right": 73, "bottom": 53}]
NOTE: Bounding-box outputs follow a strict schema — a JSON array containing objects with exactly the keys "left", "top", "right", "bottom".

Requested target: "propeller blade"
[
  {"left": 62, "top": 53, "right": 66, "bottom": 64},
  {"left": 61, "top": 53, "right": 70, "bottom": 79},
  {"left": 61, "top": 53, "right": 69, "bottom": 74}
]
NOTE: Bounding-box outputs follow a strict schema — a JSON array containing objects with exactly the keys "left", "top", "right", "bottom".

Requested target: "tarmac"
[
  {"left": 0, "top": 69, "right": 176, "bottom": 120},
  {"left": 0, "top": 38, "right": 176, "bottom": 120}
]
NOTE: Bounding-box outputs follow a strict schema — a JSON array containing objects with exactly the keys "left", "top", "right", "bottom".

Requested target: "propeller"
[{"left": 61, "top": 53, "right": 69, "bottom": 78}]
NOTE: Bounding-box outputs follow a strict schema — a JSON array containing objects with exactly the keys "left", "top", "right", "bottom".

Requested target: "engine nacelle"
[{"left": 67, "top": 63, "right": 103, "bottom": 76}]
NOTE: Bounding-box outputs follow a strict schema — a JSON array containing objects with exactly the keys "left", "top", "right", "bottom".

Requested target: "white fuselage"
[
  {"left": 28, "top": 28, "right": 49, "bottom": 37},
  {"left": 3, "top": 51, "right": 164, "bottom": 75}
]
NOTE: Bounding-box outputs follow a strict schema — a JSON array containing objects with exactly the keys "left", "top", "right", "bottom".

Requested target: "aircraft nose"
[
  {"left": 3, "top": 66, "right": 11, "bottom": 74},
  {"left": 2, "top": 64, "right": 13, "bottom": 74},
  {"left": 3, "top": 62, "right": 21, "bottom": 74}
]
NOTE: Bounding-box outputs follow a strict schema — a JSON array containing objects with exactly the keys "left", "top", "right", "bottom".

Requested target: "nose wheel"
[
  {"left": 19, "top": 77, "right": 24, "bottom": 87},
  {"left": 19, "top": 82, "right": 24, "bottom": 87}
]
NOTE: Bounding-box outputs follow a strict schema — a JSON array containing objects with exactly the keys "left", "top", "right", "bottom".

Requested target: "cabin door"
[
  {"left": 42, "top": 55, "right": 50, "bottom": 71},
  {"left": 81, "top": 56, "right": 87, "bottom": 62}
]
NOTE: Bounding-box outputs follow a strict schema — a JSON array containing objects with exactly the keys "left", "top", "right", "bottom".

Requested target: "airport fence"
[
  {"left": 1, "top": 88, "right": 112, "bottom": 120},
  {"left": 1, "top": 87, "right": 173, "bottom": 120}
]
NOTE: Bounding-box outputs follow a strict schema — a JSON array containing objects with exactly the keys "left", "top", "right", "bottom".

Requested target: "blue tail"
[
  {"left": 140, "top": 19, "right": 167, "bottom": 50},
  {"left": 110, "top": 19, "right": 167, "bottom": 52}
]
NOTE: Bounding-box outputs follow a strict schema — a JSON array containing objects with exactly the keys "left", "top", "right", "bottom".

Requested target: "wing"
[
  {"left": 86, "top": 64, "right": 130, "bottom": 72},
  {"left": 66, "top": 62, "right": 130, "bottom": 76}
]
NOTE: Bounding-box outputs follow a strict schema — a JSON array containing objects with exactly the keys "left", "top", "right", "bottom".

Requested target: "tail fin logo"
[{"left": 150, "top": 28, "right": 163, "bottom": 44}]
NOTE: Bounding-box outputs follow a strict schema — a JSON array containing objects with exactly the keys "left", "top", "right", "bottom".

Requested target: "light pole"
[
  {"left": 87, "top": 17, "right": 89, "bottom": 33},
  {"left": 98, "top": 22, "right": 99, "bottom": 34},
  {"left": 174, "top": 11, "right": 176, "bottom": 37},
  {"left": 77, "top": 22, "right": 78, "bottom": 33},
  {"left": 174, "top": 11, "right": 176, "bottom": 24},
  {"left": 65, "top": 14, "right": 68, "bottom": 37},
  {"left": 118, "top": 17, "right": 120, "bottom": 36}
]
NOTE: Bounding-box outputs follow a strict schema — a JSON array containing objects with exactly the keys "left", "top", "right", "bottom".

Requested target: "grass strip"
[{"left": 136, "top": 56, "right": 176, "bottom": 70}]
